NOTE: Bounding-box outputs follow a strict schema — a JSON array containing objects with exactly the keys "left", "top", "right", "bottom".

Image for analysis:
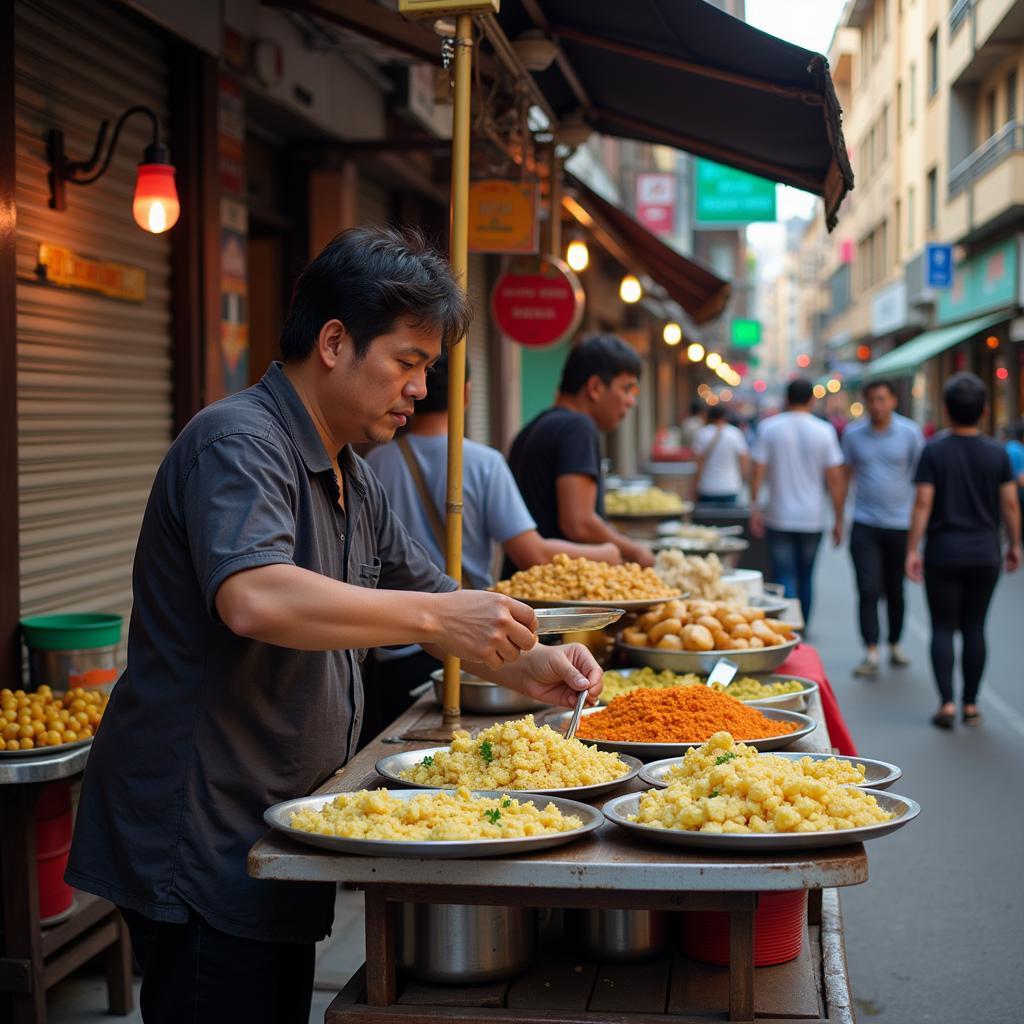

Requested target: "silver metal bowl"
[
  {"left": 617, "top": 635, "right": 800, "bottom": 674},
  {"left": 565, "top": 908, "right": 670, "bottom": 963},
  {"left": 429, "top": 670, "right": 547, "bottom": 714},
  {"left": 651, "top": 536, "right": 750, "bottom": 568},
  {"left": 400, "top": 903, "right": 537, "bottom": 983}
]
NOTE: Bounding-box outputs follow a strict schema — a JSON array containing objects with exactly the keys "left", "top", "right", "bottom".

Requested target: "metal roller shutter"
[
  {"left": 466, "top": 253, "right": 490, "bottom": 445},
  {"left": 15, "top": 0, "right": 173, "bottom": 657}
]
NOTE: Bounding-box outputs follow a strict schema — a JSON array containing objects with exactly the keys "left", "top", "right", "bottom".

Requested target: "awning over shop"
[
  {"left": 864, "top": 312, "right": 1009, "bottom": 379},
  {"left": 563, "top": 173, "right": 729, "bottom": 325},
  {"left": 499, "top": 0, "right": 854, "bottom": 228}
]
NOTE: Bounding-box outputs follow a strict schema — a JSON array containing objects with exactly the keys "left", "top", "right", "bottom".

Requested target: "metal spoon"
[
  {"left": 564, "top": 688, "right": 588, "bottom": 740},
  {"left": 705, "top": 657, "right": 738, "bottom": 689}
]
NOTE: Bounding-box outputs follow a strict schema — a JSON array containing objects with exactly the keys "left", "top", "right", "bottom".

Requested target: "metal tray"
[
  {"left": 638, "top": 752, "right": 903, "bottom": 791},
  {"left": 545, "top": 707, "right": 816, "bottom": 761},
  {"left": 534, "top": 607, "right": 626, "bottom": 634},
  {"left": 375, "top": 747, "right": 643, "bottom": 799},
  {"left": 602, "top": 788, "right": 920, "bottom": 851},
  {"left": 428, "top": 672, "right": 547, "bottom": 714},
  {"left": 617, "top": 635, "right": 800, "bottom": 674},
  {"left": 515, "top": 596, "right": 682, "bottom": 612},
  {"left": 746, "top": 594, "right": 791, "bottom": 617},
  {"left": 263, "top": 789, "right": 604, "bottom": 859},
  {"left": 597, "top": 669, "right": 818, "bottom": 712},
  {"left": 656, "top": 522, "right": 744, "bottom": 538},
  {"left": 606, "top": 506, "right": 693, "bottom": 522},
  {"left": 651, "top": 537, "right": 749, "bottom": 555},
  {"left": 0, "top": 736, "right": 92, "bottom": 759}
]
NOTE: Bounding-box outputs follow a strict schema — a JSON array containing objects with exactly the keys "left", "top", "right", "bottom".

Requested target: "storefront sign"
[
  {"left": 695, "top": 159, "right": 776, "bottom": 225},
  {"left": 871, "top": 280, "right": 909, "bottom": 335},
  {"left": 635, "top": 172, "right": 676, "bottom": 237},
  {"left": 937, "top": 235, "right": 1019, "bottom": 325},
  {"left": 730, "top": 319, "right": 761, "bottom": 348},
  {"left": 492, "top": 255, "right": 584, "bottom": 347},
  {"left": 925, "top": 243, "right": 953, "bottom": 289},
  {"left": 37, "top": 244, "right": 146, "bottom": 302},
  {"left": 219, "top": 198, "right": 249, "bottom": 395},
  {"left": 468, "top": 180, "right": 538, "bottom": 254}
]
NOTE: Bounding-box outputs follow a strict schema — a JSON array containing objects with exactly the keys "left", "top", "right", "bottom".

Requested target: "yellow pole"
[{"left": 442, "top": 11, "right": 473, "bottom": 730}]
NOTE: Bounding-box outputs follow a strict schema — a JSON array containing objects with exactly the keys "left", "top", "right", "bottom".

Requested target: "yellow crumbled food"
[
  {"left": 634, "top": 732, "right": 887, "bottom": 834},
  {"left": 494, "top": 553, "right": 679, "bottom": 603},
  {"left": 289, "top": 786, "right": 582, "bottom": 841},
  {"left": 400, "top": 715, "right": 629, "bottom": 790},
  {"left": 605, "top": 487, "right": 686, "bottom": 515},
  {"left": 600, "top": 668, "right": 805, "bottom": 703}
]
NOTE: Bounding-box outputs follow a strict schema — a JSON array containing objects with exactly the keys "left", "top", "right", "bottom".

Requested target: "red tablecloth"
[{"left": 776, "top": 644, "right": 857, "bottom": 756}]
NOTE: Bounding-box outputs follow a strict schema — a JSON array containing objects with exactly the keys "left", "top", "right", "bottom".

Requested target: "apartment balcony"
[
  {"left": 947, "top": 122, "right": 1024, "bottom": 242},
  {"left": 949, "top": 0, "right": 1024, "bottom": 85}
]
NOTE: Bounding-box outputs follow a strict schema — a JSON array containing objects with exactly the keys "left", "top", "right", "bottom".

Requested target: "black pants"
[
  {"left": 848, "top": 523, "right": 908, "bottom": 647},
  {"left": 358, "top": 648, "right": 441, "bottom": 750},
  {"left": 923, "top": 562, "right": 1001, "bottom": 706},
  {"left": 121, "top": 907, "right": 314, "bottom": 1024}
]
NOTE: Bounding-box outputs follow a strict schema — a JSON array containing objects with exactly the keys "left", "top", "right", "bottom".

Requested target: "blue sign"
[{"left": 926, "top": 243, "right": 954, "bottom": 289}]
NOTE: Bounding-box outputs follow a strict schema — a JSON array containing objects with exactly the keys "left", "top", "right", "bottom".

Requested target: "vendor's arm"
[
  {"left": 503, "top": 530, "right": 621, "bottom": 568},
  {"left": 556, "top": 474, "right": 653, "bottom": 566}
]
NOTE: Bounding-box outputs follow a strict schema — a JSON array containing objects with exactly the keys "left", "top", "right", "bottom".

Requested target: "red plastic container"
[
  {"left": 682, "top": 890, "right": 807, "bottom": 967},
  {"left": 35, "top": 780, "right": 74, "bottom": 922}
]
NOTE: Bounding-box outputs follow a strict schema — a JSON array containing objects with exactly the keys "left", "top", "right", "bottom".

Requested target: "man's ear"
[
  {"left": 316, "top": 319, "right": 348, "bottom": 369},
  {"left": 584, "top": 373, "right": 605, "bottom": 403}
]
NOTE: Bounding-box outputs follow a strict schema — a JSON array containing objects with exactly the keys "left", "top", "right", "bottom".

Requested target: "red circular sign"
[{"left": 491, "top": 256, "right": 585, "bottom": 347}]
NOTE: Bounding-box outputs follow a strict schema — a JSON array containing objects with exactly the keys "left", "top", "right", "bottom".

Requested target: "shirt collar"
[{"left": 259, "top": 362, "right": 367, "bottom": 495}]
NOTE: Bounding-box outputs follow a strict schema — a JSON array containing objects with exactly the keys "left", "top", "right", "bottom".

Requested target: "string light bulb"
[
  {"left": 687, "top": 342, "right": 705, "bottom": 362},
  {"left": 566, "top": 239, "right": 589, "bottom": 272},
  {"left": 706, "top": 352, "right": 722, "bottom": 370},
  {"left": 619, "top": 274, "right": 643, "bottom": 303},
  {"left": 663, "top": 322, "right": 682, "bottom": 346}
]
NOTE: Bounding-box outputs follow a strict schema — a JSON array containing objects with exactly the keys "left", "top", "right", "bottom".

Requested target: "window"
[
  {"left": 1008, "top": 70, "right": 1018, "bottom": 124},
  {"left": 880, "top": 104, "right": 890, "bottom": 160},
  {"left": 877, "top": 219, "right": 889, "bottom": 277},
  {"left": 908, "top": 185, "right": 916, "bottom": 250},
  {"left": 986, "top": 90, "right": 997, "bottom": 139},
  {"left": 897, "top": 81, "right": 903, "bottom": 140},
  {"left": 928, "top": 30, "right": 939, "bottom": 98},
  {"left": 909, "top": 63, "right": 917, "bottom": 125},
  {"left": 927, "top": 167, "right": 938, "bottom": 231},
  {"left": 895, "top": 197, "right": 902, "bottom": 260},
  {"left": 868, "top": 125, "right": 876, "bottom": 172}
]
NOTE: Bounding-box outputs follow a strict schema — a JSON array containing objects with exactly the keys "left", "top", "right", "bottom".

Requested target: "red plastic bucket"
[
  {"left": 35, "top": 780, "right": 74, "bottom": 922},
  {"left": 682, "top": 890, "right": 807, "bottom": 967}
]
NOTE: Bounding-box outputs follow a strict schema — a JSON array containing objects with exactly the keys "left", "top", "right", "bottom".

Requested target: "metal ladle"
[
  {"left": 564, "top": 688, "right": 588, "bottom": 740},
  {"left": 705, "top": 657, "right": 739, "bottom": 689}
]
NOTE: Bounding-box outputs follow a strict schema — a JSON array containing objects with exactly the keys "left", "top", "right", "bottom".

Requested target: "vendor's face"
[
  {"left": 590, "top": 372, "right": 639, "bottom": 431},
  {"left": 327, "top": 321, "right": 442, "bottom": 445}
]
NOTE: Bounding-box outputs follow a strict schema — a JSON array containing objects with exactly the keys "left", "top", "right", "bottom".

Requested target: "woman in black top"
[{"left": 906, "top": 373, "right": 1022, "bottom": 729}]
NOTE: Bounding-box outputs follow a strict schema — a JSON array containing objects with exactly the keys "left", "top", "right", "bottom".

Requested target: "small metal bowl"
[{"left": 429, "top": 670, "right": 547, "bottom": 714}]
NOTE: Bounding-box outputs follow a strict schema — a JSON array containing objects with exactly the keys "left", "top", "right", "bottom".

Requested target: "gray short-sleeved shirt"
[
  {"left": 66, "top": 362, "right": 455, "bottom": 943},
  {"left": 841, "top": 414, "right": 924, "bottom": 530}
]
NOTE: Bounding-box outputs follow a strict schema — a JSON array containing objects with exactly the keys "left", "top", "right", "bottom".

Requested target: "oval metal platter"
[
  {"left": 545, "top": 706, "right": 816, "bottom": 761},
  {"left": 617, "top": 635, "right": 800, "bottom": 674},
  {"left": 0, "top": 736, "right": 92, "bottom": 759},
  {"left": 602, "top": 788, "right": 920, "bottom": 851},
  {"left": 375, "top": 747, "right": 643, "bottom": 800},
  {"left": 638, "top": 752, "right": 903, "bottom": 791},
  {"left": 597, "top": 668, "right": 818, "bottom": 711},
  {"left": 263, "top": 788, "right": 604, "bottom": 859},
  {"left": 534, "top": 606, "right": 626, "bottom": 634},
  {"left": 513, "top": 595, "right": 683, "bottom": 612}
]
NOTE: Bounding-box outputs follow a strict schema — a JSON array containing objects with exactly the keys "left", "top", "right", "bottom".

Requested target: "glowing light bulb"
[
  {"left": 687, "top": 342, "right": 705, "bottom": 362},
  {"left": 663, "top": 322, "right": 682, "bottom": 346},
  {"left": 132, "top": 163, "right": 180, "bottom": 234},
  {"left": 619, "top": 274, "right": 642, "bottom": 303},
  {"left": 706, "top": 352, "right": 722, "bottom": 370},
  {"left": 812, "top": 384, "right": 826, "bottom": 399},
  {"left": 826, "top": 378, "right": 841, "bottom": 393},
  {"left": 566, "top": 240, "right": 589, "bottom": 272}
]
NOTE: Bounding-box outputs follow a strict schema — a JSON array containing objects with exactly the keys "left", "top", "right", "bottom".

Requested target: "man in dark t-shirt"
[{"left": 507, "top": 334, "right": 654, "bottom": 573}]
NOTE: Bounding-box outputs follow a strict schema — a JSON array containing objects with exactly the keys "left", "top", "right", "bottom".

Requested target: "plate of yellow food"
[
  {"left": 603, "top": 732, "right": 919, "bottom": 850},
  {"left": 605, "top": 487, "right": 692, "bottom": 518},
  {"left": 375, "top": 716, "right": 642, "bottom": 799},
  {"left": 264, "top": 786, "right": 603, "bottom": 858},
  {"left": 599, "top": 667, "right": 818, "bottom": 711},
  {"left": 0, "top": 686, "right": 108, "bottom": 757}
]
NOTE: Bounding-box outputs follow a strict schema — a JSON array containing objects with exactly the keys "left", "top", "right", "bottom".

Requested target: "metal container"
[
  {"left": 566, "top": 908, "right": 671, "bottom": 963},
  {"left": 429, "top": 670, "right": 546, "bottom": 713},
  {"left": 399, "top": 903, "right": 538, "bottom": 984},
  {"left": 617, "top": 634, "right": 800, "bottom": 674},
  {"left": 652, "top": 536, "right": 749, "bottom": 568}
]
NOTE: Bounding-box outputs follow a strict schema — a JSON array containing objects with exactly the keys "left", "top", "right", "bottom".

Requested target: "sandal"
[
  {"left": 962, "top": 708, "right": 982, "bottom": 727},
  {"left": 930, "top": 710, "right": 955, "bottom": 730}
]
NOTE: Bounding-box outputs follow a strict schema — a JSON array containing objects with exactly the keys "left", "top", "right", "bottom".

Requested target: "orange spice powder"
[{"left": 576, "top": 685, "right": 800, "bottom": 743}]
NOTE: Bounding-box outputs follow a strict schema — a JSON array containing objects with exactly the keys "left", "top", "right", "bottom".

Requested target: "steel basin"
[{"left": 566, "top": 908, "right": 671, "bottom": 963}]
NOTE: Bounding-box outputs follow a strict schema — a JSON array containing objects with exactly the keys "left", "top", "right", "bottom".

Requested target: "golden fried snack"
[
  {"left": 648, "top": 618, "right": 683, "bottom": 643},
  {"left": 622, "top": 627, "right": 649, "bottom": 647},
  {"left": 656, "top": 633, "right": 684, "bottom": 650},
  {"left": 683, "top": 623, "right": 715, "bottom": 651}
]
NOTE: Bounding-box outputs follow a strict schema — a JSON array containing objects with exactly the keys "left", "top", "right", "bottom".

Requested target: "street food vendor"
[{"left": 65, "top": 227, "right": 603, "bottom": 1024}]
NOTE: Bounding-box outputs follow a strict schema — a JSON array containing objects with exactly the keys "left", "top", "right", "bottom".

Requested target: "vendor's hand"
[
  {"left": 595, "top": 542, "right": 623, "bottom": 565},
  {"left": 621, "top": 540, "right": 655, "bottom": 568},
  {"left": 905, "top": 550, "right": 924, "bottom": 583},
  {"left": 749, "top": 509, "right": 765, "bottom": 539},
  {"left": 831, "top": 519, "right": 844, "bottom": 548},
  {"left": 1006, "top": 543, "right": 1022, "bottom": 573},
  {"left": 510, "top": 643, "right": 603, "bottom": 709},
  {"left": 431, "top": 590, "right": 537, "bottom": 669}
]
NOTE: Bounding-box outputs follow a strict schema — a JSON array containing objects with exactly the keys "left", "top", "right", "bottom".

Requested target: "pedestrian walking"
[
  {"left": 749, "top": 378, "right": 845, "bottom": 628},
  {"left": 692, "top": 405, "right": 750, "bottom": 505},
  {"left": 906, "top": 373, "right": 1022, "bottom": 730},
  {"left": 840, "top": 380, "right": 924, "bottom": 677},
  {"left": 1005, "top": 419, "right": 1024, "bottom": 513}
]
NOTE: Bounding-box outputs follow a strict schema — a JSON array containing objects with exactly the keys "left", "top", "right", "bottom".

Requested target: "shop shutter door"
[
  {"left": 357, "top": 180, "right": 392, "bottom": 227},
  {"left": 466, "top": 254, "right": 491, "bottom": 445},
  {"left": 14, "top": 0, "right": 173, "bottom": 656}
]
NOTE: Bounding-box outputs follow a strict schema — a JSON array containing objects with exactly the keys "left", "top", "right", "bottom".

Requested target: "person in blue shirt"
[
  {"left": 1006, "top": 419, "right": 1024, "bottom": 512},
  {"left": 364, "top": 354, "right": 619, "bottom": 736},
  {"left": 840, "top": 379, "right": 924, "bottom": 677}
]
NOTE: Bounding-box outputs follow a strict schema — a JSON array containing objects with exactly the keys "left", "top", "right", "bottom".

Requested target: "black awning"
[
  {"left": 564, "top": 174, "right": 730, "bottom": 325},
  {"left": 498, "top": 0, "right": 854, "bottom": 228}
]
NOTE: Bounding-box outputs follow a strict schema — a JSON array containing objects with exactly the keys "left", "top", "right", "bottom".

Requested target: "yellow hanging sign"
[
  {"left": 37, "top": 244, "right": 147, "bottom": 302},
  {"left": 399, "top": 0, "right": 498, "bottom": 16},
  {"left": 468, "top": 179, "right": 538, "bottom": 254}
]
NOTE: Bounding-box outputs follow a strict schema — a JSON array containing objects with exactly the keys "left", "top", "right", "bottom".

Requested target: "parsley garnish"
[
  {"left": 484, "top": 808, "right": 502, "bottom": 825},
  {"left": 714, "top": 752, "right": 738, "bottom": 766},
  {"left": 709, "top": 789, "right": 719, "bottom": 798},
  {"left": 502, "top": 798, "right": 512, "bottom": 808},
  {"left": 479, "top": 740, "right": 494, "bottom": 762},
  {"left": 420, "top": 755, "right": 434, "bottom": 767}
]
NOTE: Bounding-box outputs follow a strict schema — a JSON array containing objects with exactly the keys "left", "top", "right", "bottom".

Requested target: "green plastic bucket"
[{"left": 21, "top": 614, "right": 123, "bottom": 693}]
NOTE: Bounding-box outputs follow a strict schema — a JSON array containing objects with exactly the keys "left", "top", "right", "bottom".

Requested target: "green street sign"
[
  {"left": 730, "top": 318, "right": 762, "bottom": 348},
  {"left": 695, "top": 160, "right": 777, "bottom": 225}
]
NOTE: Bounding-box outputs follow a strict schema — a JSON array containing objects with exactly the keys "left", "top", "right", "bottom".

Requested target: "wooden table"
[{"left": 250, "top": 681, "right": 866, "bottom": 1024}]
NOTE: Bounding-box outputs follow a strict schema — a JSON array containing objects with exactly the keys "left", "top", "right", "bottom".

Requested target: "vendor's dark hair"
[
  {"left": 863, "top": 378, "right": 897, "bottom": 397},
  {"left": 279, "top": 226, "right": 472, "bottom": 361},
  {"left": 786, "top": 378, "right": 814, "bottom": 406},
  {"left": 415, "top": 352, "right": 471, "bottom": 414},
  {"left": 559, "top": 334, "right": 642, "bottom": 395},
  {"left": 943, "top": 372, "right": 987, "bottom": 426}
]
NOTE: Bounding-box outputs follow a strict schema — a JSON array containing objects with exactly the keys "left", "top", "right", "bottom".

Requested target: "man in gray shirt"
[
  {"left": 67, "top": 227, "right": 603, "bottom": 1023},
  {"left": 841, "top": 379, "right": 924, "bottom": 677}
]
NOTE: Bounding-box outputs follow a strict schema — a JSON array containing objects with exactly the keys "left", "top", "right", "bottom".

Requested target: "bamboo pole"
[{"left": 441, "top": 11, "right": 474, "bottom": 730}]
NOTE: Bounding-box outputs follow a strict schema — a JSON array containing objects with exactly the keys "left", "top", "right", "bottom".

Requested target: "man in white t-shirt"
[
  {"left": 692, "top": 406, "right": 749, "bottom": 504},
  {"left": 749, "top": 378, "right": 845, "bottom": 627}
]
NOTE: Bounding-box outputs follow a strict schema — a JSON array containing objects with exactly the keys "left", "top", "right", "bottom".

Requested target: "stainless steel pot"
[
  {"left": 565, "top": 909, "right": 671, "bottom": 963},
  {"left": 429, "top": 670, "right": 546, "bottom": 714},
  {"left": 399, "top": 903, "right": 538, "bottom": 984}
]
